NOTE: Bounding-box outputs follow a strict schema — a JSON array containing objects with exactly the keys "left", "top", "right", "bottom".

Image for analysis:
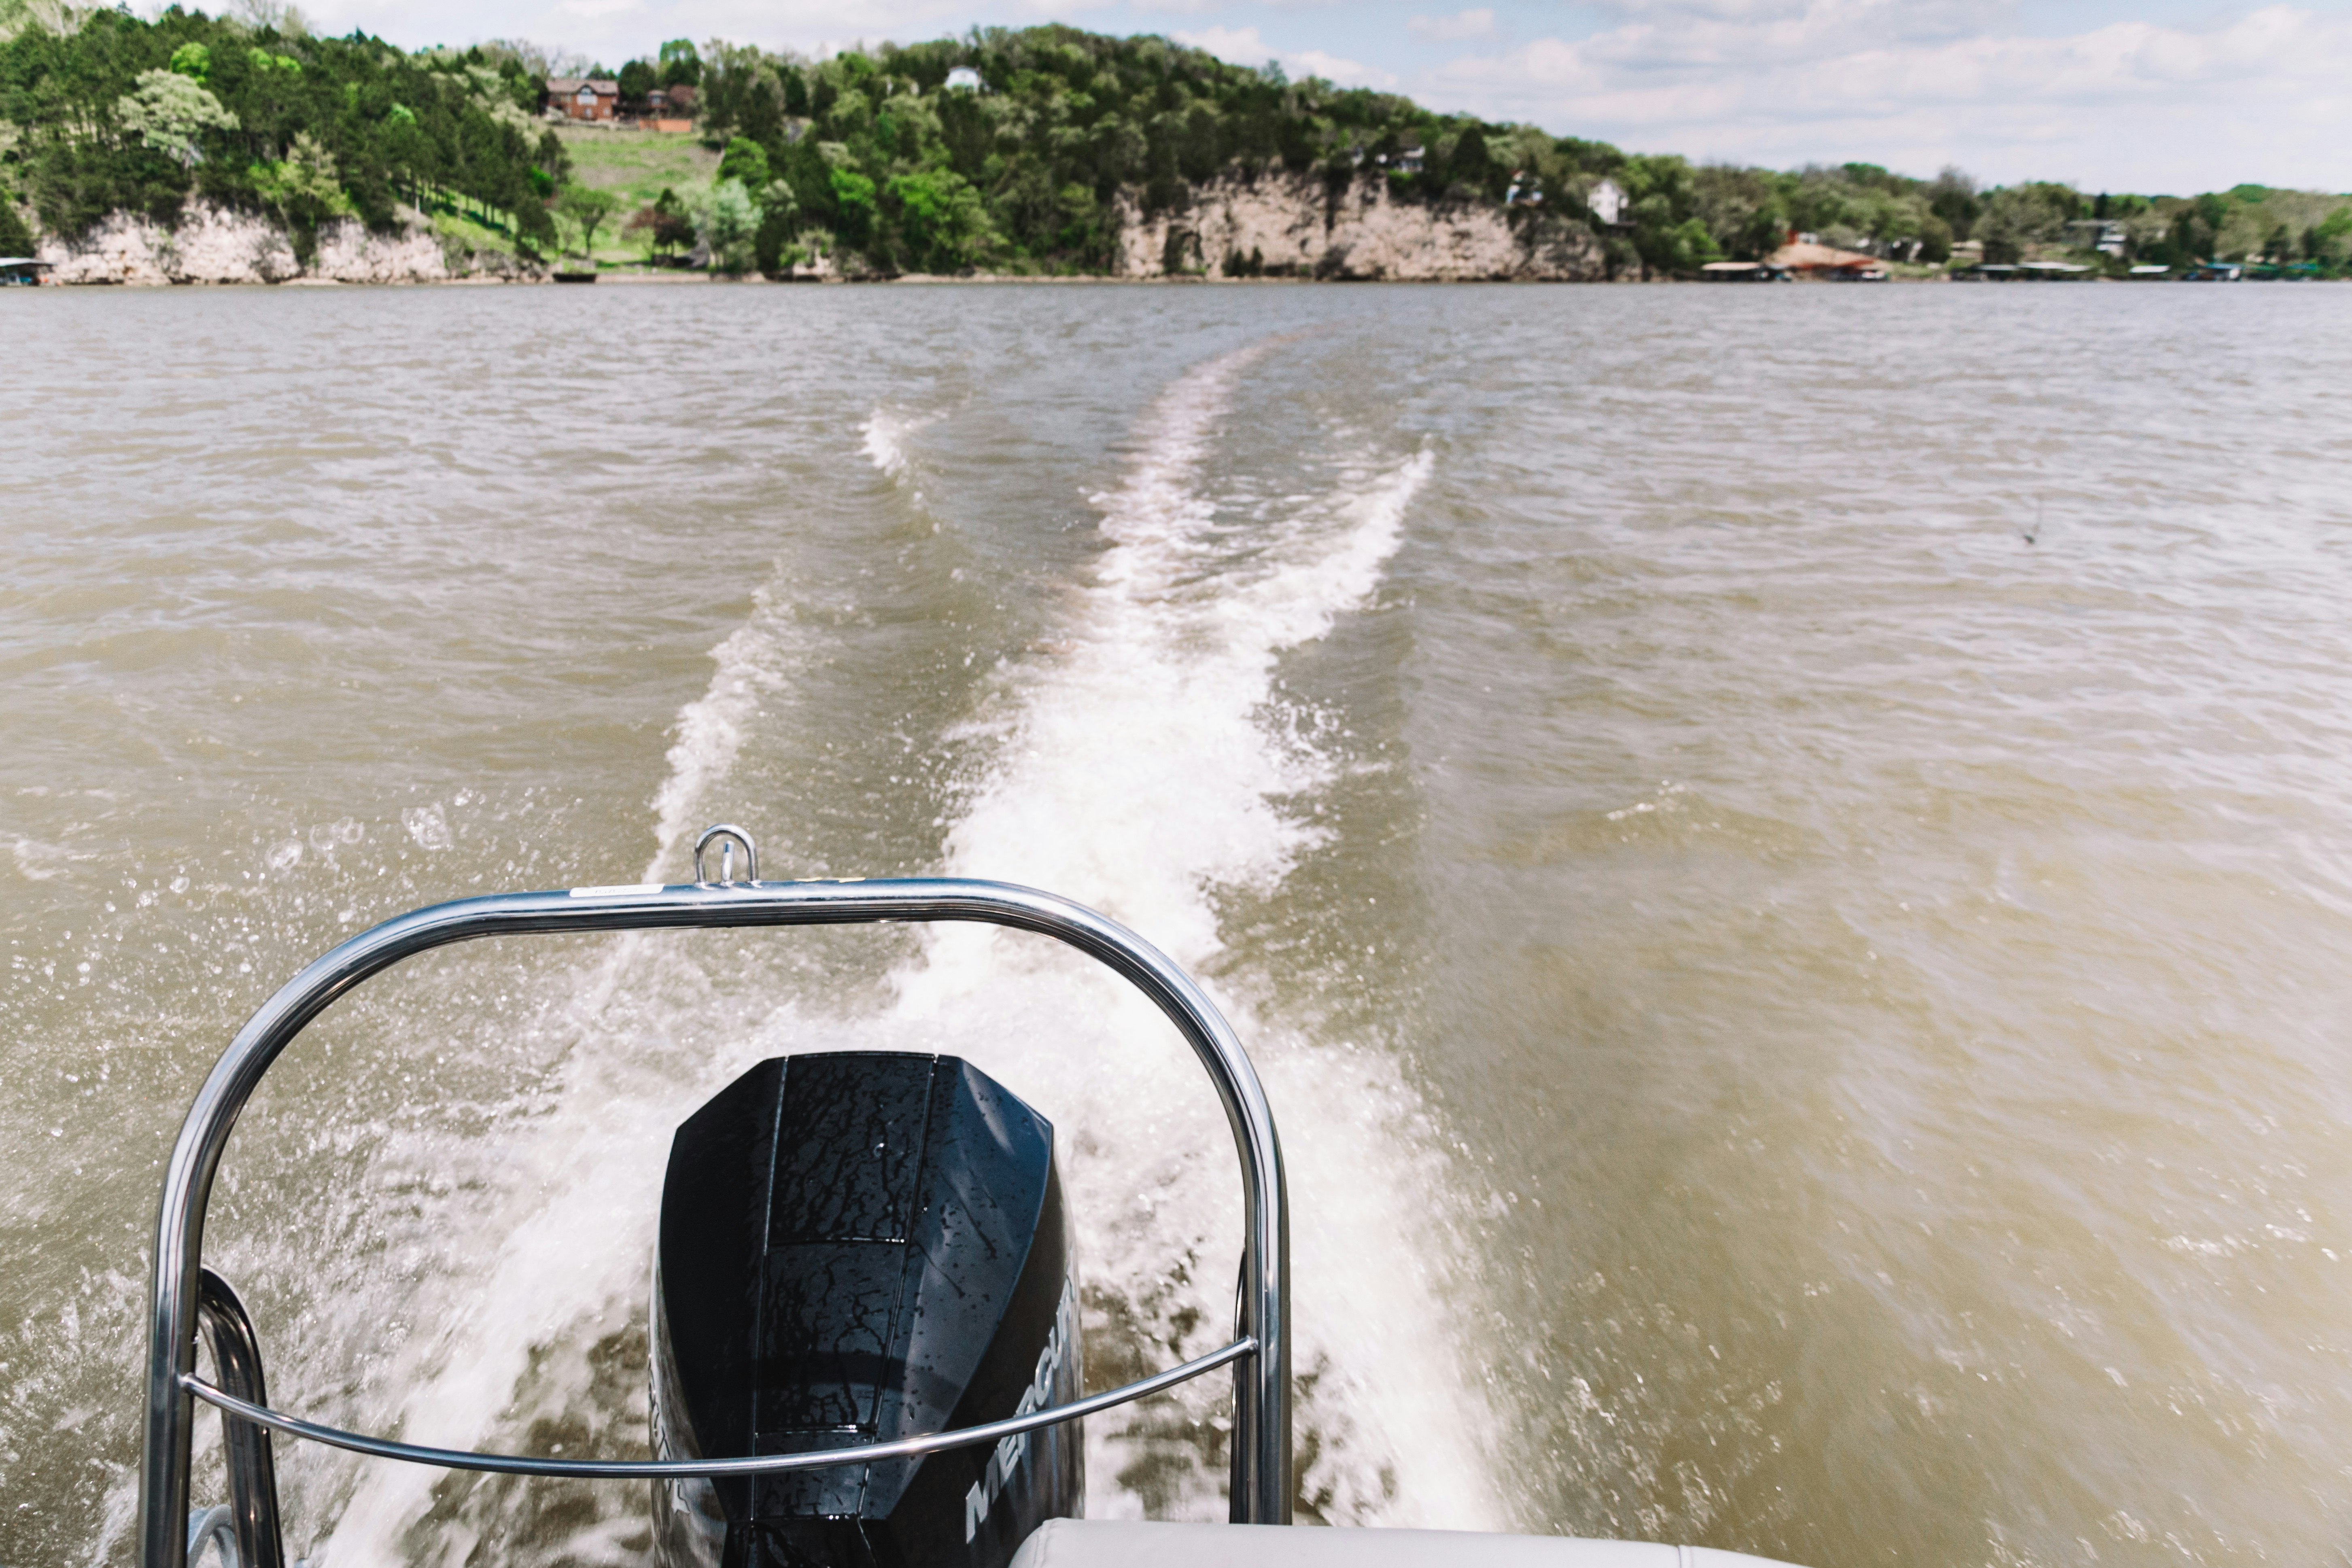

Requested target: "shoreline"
[{"left": 16, "top": 269, "right": 2336, "bottom": 289}]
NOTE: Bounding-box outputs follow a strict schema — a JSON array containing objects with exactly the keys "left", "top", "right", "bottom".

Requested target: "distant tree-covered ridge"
[{"left": 3, "top": 6, "right": 2348, "bottom": 278}]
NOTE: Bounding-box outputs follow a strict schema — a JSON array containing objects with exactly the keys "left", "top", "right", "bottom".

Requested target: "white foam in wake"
[
  {"left": 861, "top": 405, "right": 934, "bottom": 484},
  {"left": 318, "top": 349, "right": 1493, "bottom": 1565},
  {"left": 881, "top": 346, "right": 1495, "bottom": 1527},
  {"left": 318, "top": 595, "right": 819, "bottom": 1568},
  {"left": 652, "top": 581, "right": 798, "bottom": 870}
]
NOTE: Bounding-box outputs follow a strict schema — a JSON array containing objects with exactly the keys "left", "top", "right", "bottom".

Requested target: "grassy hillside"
[
  {"left": 552, "top": 126, "right": 713, "bottom": 264},
  {"left": 557, "top": 125, "right": 714, "bottom": 208}
]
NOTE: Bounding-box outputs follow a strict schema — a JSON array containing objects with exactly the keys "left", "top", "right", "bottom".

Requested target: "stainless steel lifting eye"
[{"left": 692, "top": 824, "right": 759, "bottom": 885}]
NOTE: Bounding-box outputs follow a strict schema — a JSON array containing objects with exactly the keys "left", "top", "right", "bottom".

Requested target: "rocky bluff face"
[
  {"left": 31, "top": 204, "right": 503, "bottom": 286},
  {"left": 1119, "top": 172, "right": 1607, "bottom": 283}
]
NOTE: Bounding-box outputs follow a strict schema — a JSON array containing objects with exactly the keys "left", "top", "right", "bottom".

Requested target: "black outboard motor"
[{"left": 650, "top": 1052, "right": 1082, "bottom": 1568}]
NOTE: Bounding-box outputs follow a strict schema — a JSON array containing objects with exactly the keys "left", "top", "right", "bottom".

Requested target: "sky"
[{"left": 296, "top": 0, "right": 2352, "bottom": 192}]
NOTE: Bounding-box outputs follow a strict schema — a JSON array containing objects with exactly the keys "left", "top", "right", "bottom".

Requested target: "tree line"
[
  {"left": 0, "top": 6, "right": 572, "bottom": 261},
  {"left": 4, "top": 8, "right": 2348, "bottom": 278}
]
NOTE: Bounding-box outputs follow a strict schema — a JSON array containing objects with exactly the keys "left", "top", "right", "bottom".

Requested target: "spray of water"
[
  {"left": 860, "top": 406, "right": 938, "bottom": 491},
  {"left": 875, "top": 345, "right": 1496, "bottom": 1527},
  {"left": 317, "top": 586, "right": 825, "bottom": 1568},
  {"left": 315, "top": 341, "right": 1494, "bottom": 1566}
]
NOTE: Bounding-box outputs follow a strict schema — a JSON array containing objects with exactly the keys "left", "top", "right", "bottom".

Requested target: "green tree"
[
  {"left": 114, "top": 68, "right": 238, "bottom": 168},
  {"left": 657, "top": 37, "right": 700, "bottom": 88},
  {"left": 1917, "top": 211, "right": 1953, "bottom": 264},
  {"left": 1616, "top": 154, "right": 1722, "bottom": 275},
  {"left": 652, "top": 185, "right": 692, "bottom": 252},
  {"left": 695, "top": 41, "right": 773, "bottom": 146},
  {"left": 695, "top": 176, "right": 760, "bottom": 272},
  {"left": 250, "top": 130, "right": 348, "bottom": 262},
  {"left": 232, "top": 1, "right": 310, "bottom": 37},
  {"left": 652, "top": 185, "right": 690, "bottom": 255},
  {"left": 623, "top": 185, "right": 692, "bottom": 258},
  {"left": 616, "top": 57, "right": 654, "bottom": 105},
  {"left": 0, "top": 190, "right": 34, "bottom": 254},
  {"left": 1926, "top": 165, "right": 1979, "bottom": 239},
  {"left": 715, "top": 135, "right": 769, "bottom": 189},
  {"left": 534, "top": 127, "right": 571, "bottom": 189},
  {"left": 752, "top": 178, "right": 798, "bottom": 272},
  {"left": 2307, "top": 206, "right": 2352, "bottom": 267},
  {"left": 1648, "top": 215, "right": 1719, "bottom": 273},
  {"left": 2165, "top": 206, "right": 2212, "bottom": 265},
  {"left": 1978, "top": 182, "right": 2081, "bottom": 264},
  {"left": 884, "top": 164, "right": 992, "bottom": 271},
  {"left": 828, "top": 163, "right": 877, "bottom": 247},
  {"left": 555, "top": 180, "right": 616, "bottom": 260}
]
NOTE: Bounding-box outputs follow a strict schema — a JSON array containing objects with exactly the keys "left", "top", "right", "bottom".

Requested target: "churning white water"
[
  {"left": 311, "top": 335, "right": 1486, "bottom": 1564},
  {"left": 873, "top": 346, "right": 1491, "bottom": 1526}
]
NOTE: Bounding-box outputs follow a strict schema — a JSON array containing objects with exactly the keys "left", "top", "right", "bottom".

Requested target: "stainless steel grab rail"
[
  {"left": 185, "top": 1506, "right": 238, "bottom": 1568},
  {"left": 194, "top": 1271, "right": 284, "bottom": 1568},
  {"left": 140, "top": 871, "right": 1293, "bottom": 1568},
  {"left": 179, "top": 1335, "right": 1256, "bottom": 1477}
]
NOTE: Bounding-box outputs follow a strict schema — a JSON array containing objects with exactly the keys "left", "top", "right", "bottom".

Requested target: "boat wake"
[
  {"left": 861, "top": 405, "right": 938, "bottom": 493},
  {"left": 872, "top": 346, "right": 1488, "bottom": 1526},
  {"left": 306, "top": 339, "right": 1493, "bottom": 1566}
]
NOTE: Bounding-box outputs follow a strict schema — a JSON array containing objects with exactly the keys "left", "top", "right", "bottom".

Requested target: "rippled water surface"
[{"left": 6, "top": 280, "right": 2352, "bottom": 1568}]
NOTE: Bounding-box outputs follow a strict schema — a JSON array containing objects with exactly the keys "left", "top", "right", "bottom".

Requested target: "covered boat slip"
[{"left": 1011, "top": 1522, "right": 1796, "bottom": 1566}]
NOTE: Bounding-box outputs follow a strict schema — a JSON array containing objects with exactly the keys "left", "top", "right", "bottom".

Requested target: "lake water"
[{"left": 6, "top": 279, "right": 2352, "bottom": 1568}]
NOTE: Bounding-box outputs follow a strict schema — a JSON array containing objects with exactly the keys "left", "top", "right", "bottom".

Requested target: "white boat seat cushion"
[{"left": 1010, "top": 1521, "right": 1801, "bottom": 1568}]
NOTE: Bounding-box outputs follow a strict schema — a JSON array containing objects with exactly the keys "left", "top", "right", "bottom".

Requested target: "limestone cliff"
[
  {"left": 32, "top": 204, "right": 528, "bottom": 285},
  {"left": 1117, "top": 172, "right": 1605, "bottom": 282}
]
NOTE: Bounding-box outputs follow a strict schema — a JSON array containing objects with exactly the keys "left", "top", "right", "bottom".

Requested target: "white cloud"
[
  {"left": 1172, "top": 23, "right": 1278, "bottom": 62},
  {"left": 1173, "top": 22, "right": 1397, "bottom": 87},
  {"left": 1408, "top": 7, "right": 1495, "bottom": 42},
  {"left": 1418, "top": 2, "right": 2352, "bottom": 189},
  {"left": 554, "top": 0, "right": 645, "bottom": 20},
  {"left": 1288, "top": 45, "right": 1397, "bottom": 86}
]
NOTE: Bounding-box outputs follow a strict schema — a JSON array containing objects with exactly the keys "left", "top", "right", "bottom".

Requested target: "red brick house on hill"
[{"left": 546, "top": 78, "right": 620, "bottom": 121}]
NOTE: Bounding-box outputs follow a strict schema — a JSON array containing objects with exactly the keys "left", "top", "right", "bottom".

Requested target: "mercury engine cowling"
[{"left": 651, "top": 1052, "right": 1082, "bottom": 1568}]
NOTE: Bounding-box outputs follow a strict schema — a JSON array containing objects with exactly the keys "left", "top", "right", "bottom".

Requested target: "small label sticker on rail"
[{"left": 568, "top": 883, "right": 664, "bottom": 898}]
